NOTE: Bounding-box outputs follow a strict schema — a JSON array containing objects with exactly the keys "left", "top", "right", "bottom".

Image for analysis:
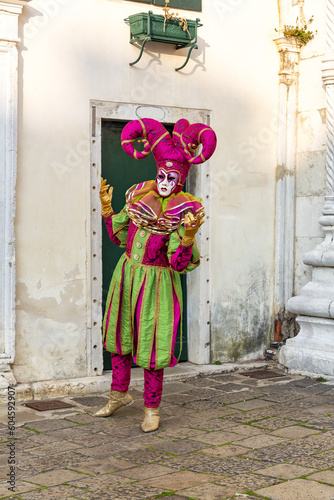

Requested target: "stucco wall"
[{"left": 14, "top": 0, "right": 279, "bottom": 382}]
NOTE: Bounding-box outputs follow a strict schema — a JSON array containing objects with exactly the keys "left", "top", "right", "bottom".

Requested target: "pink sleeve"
[
  {"left": 170, "top": 243, "right": 193, "bottom": 272},
  {"left": 103, "top": 214, "right": 121, "bottom": 246}
]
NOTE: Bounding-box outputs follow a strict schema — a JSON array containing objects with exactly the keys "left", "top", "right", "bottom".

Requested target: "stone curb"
[{"left": 0, "top": 361, "right": 268, "bottom": 403}]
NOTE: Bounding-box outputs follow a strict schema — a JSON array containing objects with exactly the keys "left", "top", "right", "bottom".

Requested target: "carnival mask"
[{"left": 156, "top": 169, "right": 180, "bottom": 197}]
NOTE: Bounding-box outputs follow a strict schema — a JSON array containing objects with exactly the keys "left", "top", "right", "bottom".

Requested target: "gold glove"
[
  {"left": 100, "top": 177, "right": 114, "bottom": 218},
  {"left": 181, "top": 212, "right": 205, "bottom": 247}
]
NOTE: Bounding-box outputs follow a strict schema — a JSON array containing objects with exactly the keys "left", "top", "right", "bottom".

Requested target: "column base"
[
  {"left": 0, "top": 364, "right": 17, "bottom": 389},
  {"left": 279, "top": 315, "right": 334, "bottom": 379}
]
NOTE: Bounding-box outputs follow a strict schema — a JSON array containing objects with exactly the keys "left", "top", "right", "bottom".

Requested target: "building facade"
[{"left": 0, "top": 0, "right": 329, "bottom": 397}]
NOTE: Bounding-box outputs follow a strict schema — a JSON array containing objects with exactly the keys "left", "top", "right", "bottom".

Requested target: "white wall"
[{"left": 14, "top": 0, "right": 279, "bottom": 382}]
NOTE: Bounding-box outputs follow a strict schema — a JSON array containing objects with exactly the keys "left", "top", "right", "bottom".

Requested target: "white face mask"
[{"left": 156, "top": 169, "right": 180, "bottom": 197}]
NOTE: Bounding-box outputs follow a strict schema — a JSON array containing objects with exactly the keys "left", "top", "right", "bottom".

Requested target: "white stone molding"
[
  {"left": 280, "top": 0, "right": 334, "bottom": 378},
  {"left": 0, "top": 0, "right": 30, "bottom": 388},
  {"left": 89, "top": 102, "right": 212, "bottom": 375},
  {"left": 274, "top": 36, "right": 301, "bottom": 337}
]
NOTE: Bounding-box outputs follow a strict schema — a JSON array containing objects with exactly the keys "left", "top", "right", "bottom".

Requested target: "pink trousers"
[{"left": 111, "top": 353, "right": 163, "bottom": 408}]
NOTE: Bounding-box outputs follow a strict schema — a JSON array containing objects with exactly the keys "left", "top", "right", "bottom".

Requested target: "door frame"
[{"left": 88, "top": 100, "right": 212, "bottom": 375}]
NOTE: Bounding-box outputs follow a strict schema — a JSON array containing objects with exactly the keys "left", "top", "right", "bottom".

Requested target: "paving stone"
[
  {"left": 149, "top": 496, "right": 192, "bottom": 500},
  {"left": 210, "top": 374, "right": 249, "bottom": 383},
  {"left": 271, "top": 425, "right": 320, "bottom": 439},
  {"left": 290, "top": 454, "right": 334, "bottom": 469},
  {"left": 287, "top": 379, "right": 320, "bottom": 388},
  {"left": 66, "top": 473, "right": 129, "bottom": 490},
  {"left": 166, "top": 453, "right": 231, "bottom": 474},
  {"left": 177, "top": 482, "right": 236, "bottom": 500},
  {"left": 214, "top": 472, "right": 282, "bottom": 493},
  {"left": 100, "top": 483, "right": 167, "bottom": 499},
  {"left": 224, "top": 406, "right": 279, "bottom": 424},
  {"left": 68, "top": 456, "right": 138, "bottom": 475},
  {"left": 0, "top": 480, "right": 38, "bottom": 497},
  {"left": 189, "top": 420, "right": 234, "bottom": 433},
  {"left": 167, "top": 454, "right": 274, "bottom": 476},
  {"left": 116, "top": 448, "right": 172, "bottom": 463},
  {"left": 106, "top": 426, "right": 145, "bottom": 440},
  {"left": 201, "top": 444, "right": 251, "bottom": 458},
  {"left": 190, "top": 430, "right": 241, "bottom": 445},
  {"left": 254, "top": 463, "right": 317, "bottom": 479},
  {"left": 225, "top": 496, "right": 260, "bottom": 500},
  {"left": 152, "top": 438, "right": 211, "bottom": 455},
  {"left": 70, "top": 433, "right": 114, "bottom": 448},
  {"left": 17, "top": 452, "right": 93, "bottom": 473},
  {"left": 159, "top": 393, "right": 198, "bottom": 406},
  {"left": 207, "top": 408, "right": 242, "bottom": 418},
  {"left": 76, "top": 442, "right": 127, "bottom": 458},
  {"left": 228, "top": 399, "right": 275, "bottom": 411},
  {"left": 117, "top": 463, "right": 178, "bottom": 480},
  {"left": 222, "top": 423, "right": 264, "bottom": 437},
  {"left": 261, "top": 392, "right": 307, "bottom": 403},
  {"left": 316, "top": 449, "right": 334, "bottom": 461},
  {"left": 302, "top": 416, "right": 334, "bottom": 430},
  {"left": 245, "top": 445, "right": 309, "bottom": 463},
  {"left": 0, "top": 411, "right": 47, "bottom": 426},
  {"left": 181, "top": 400, "right": 223, "bottom": 411},
  {"left": 157, "top": 427, "right": 209, "bottom": 439},
  {"left": 22, "top": 468, "right": 87, "bottom": 486},
  {"left": 17, "top": 483, "right": 85, "bottom": 499},
  {"left": 41, "top": 426, "right": 99, "bottom": 443},
  {"left": 141, "top": 470, "right": 217, "bottom": 490},
  {"left": 233, "top": 434, "right": 287, "bottom": 449},
  {"left": 249, "top": 417, "right": 301, "bottom": 430},
  {"left": 281, "top": 431, "right": 334, "bottom": 452},
  {"left": 307, "top": 470, "right": 334, "bottom": 484},
  {"left": 209, "top": 383, "right": 253, "bottom": 393},
  {"left": 159, "top": 416, "right": 203, "bottom": 430},
  {"left": 24, "top": 440, "right": 82, "bottom": 456},
  {"left": 257, "top": 478, "right": 334, "bottom": 499},
  {"left": 21, "top": 419, "right": 75, "bottom": 432}
]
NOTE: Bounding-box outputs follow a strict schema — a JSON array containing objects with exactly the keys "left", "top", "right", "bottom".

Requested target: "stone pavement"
[{"left": 0, "top": 362, "right": 334, "bottom": 500}]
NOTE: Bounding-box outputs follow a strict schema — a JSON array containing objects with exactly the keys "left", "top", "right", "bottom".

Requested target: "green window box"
[
  {"left": 125, "top": 11, "right": 202, "bottom": 71},
  {"left": 125, "top": 0, "right": 202, "bottom": 12}
]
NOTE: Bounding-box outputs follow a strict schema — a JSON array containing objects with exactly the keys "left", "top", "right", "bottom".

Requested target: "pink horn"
[
  {"left": 181, "top": 123, "right": 217, "bottom": 164},
  {"left": 121, "top": 118, "right": 174, "bottom": 162},
  {"left": 121, "top": 119, "right": 151, "bottom": 160},
  {"left": 172, "top": 118, "right": 190, "bottom": 146}
]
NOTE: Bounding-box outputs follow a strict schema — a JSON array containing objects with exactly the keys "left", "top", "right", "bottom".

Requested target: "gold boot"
[
  {"left": 141, "top": 406, "right": 160, "bottom": 432},
  {"left": 95, "top": 390, "right": 133, "bottom": 417}
]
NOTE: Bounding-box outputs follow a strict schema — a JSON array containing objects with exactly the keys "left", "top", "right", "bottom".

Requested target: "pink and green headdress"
[{"left": 121, "top": 118, "right": 217, "bottom": 193}]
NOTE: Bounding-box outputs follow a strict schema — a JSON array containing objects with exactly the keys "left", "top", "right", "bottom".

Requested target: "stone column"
[
  {"left": 274, "top": 37, "right": 301, "bottom": 339},
  {"left": 0, "top": 0, "right": 30, "bottom": 387},
  {"left": 279, "top": 0, "right": 334, "bottom": 378}
]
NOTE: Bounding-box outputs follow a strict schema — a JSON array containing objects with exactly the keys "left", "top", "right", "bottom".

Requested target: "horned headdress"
[{"left": 121, "top": 118, "right": 217, "bottom": 193}]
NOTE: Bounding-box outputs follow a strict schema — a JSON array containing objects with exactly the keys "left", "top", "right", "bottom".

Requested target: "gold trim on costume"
[
  {"left": 151, "top": 131, "right": 169, "bottom": 151},
  {"left": 137, "top": 270, "right": 149, "bottom": 368},
  {"left": 121, "top": 139, "right": 135, "bottom": 144},
  {"left": 198, "top": 127, "right": 210, "bottom": 141},
  {"left": 180, "top": 135, "right": 191, "bottom": 156},
  {"left": 105, "top": 280, "right": 116, "bottom": 350},
  {"left": 138, "top": 119, "right": 147, "bottom": 139}
]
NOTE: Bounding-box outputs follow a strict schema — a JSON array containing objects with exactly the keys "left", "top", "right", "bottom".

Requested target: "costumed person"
[{"left": 95, "top": 118, "right": 217, "bottom": 432}]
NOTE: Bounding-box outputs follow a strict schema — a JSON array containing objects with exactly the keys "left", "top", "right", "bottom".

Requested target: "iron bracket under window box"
[{"left": 124, "top": 11, "right": 202, "bottom": 71}]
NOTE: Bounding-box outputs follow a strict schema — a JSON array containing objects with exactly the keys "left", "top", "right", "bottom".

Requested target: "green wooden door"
[{"left": 101, "top": 120, "right": 188, "bottom": 370}]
